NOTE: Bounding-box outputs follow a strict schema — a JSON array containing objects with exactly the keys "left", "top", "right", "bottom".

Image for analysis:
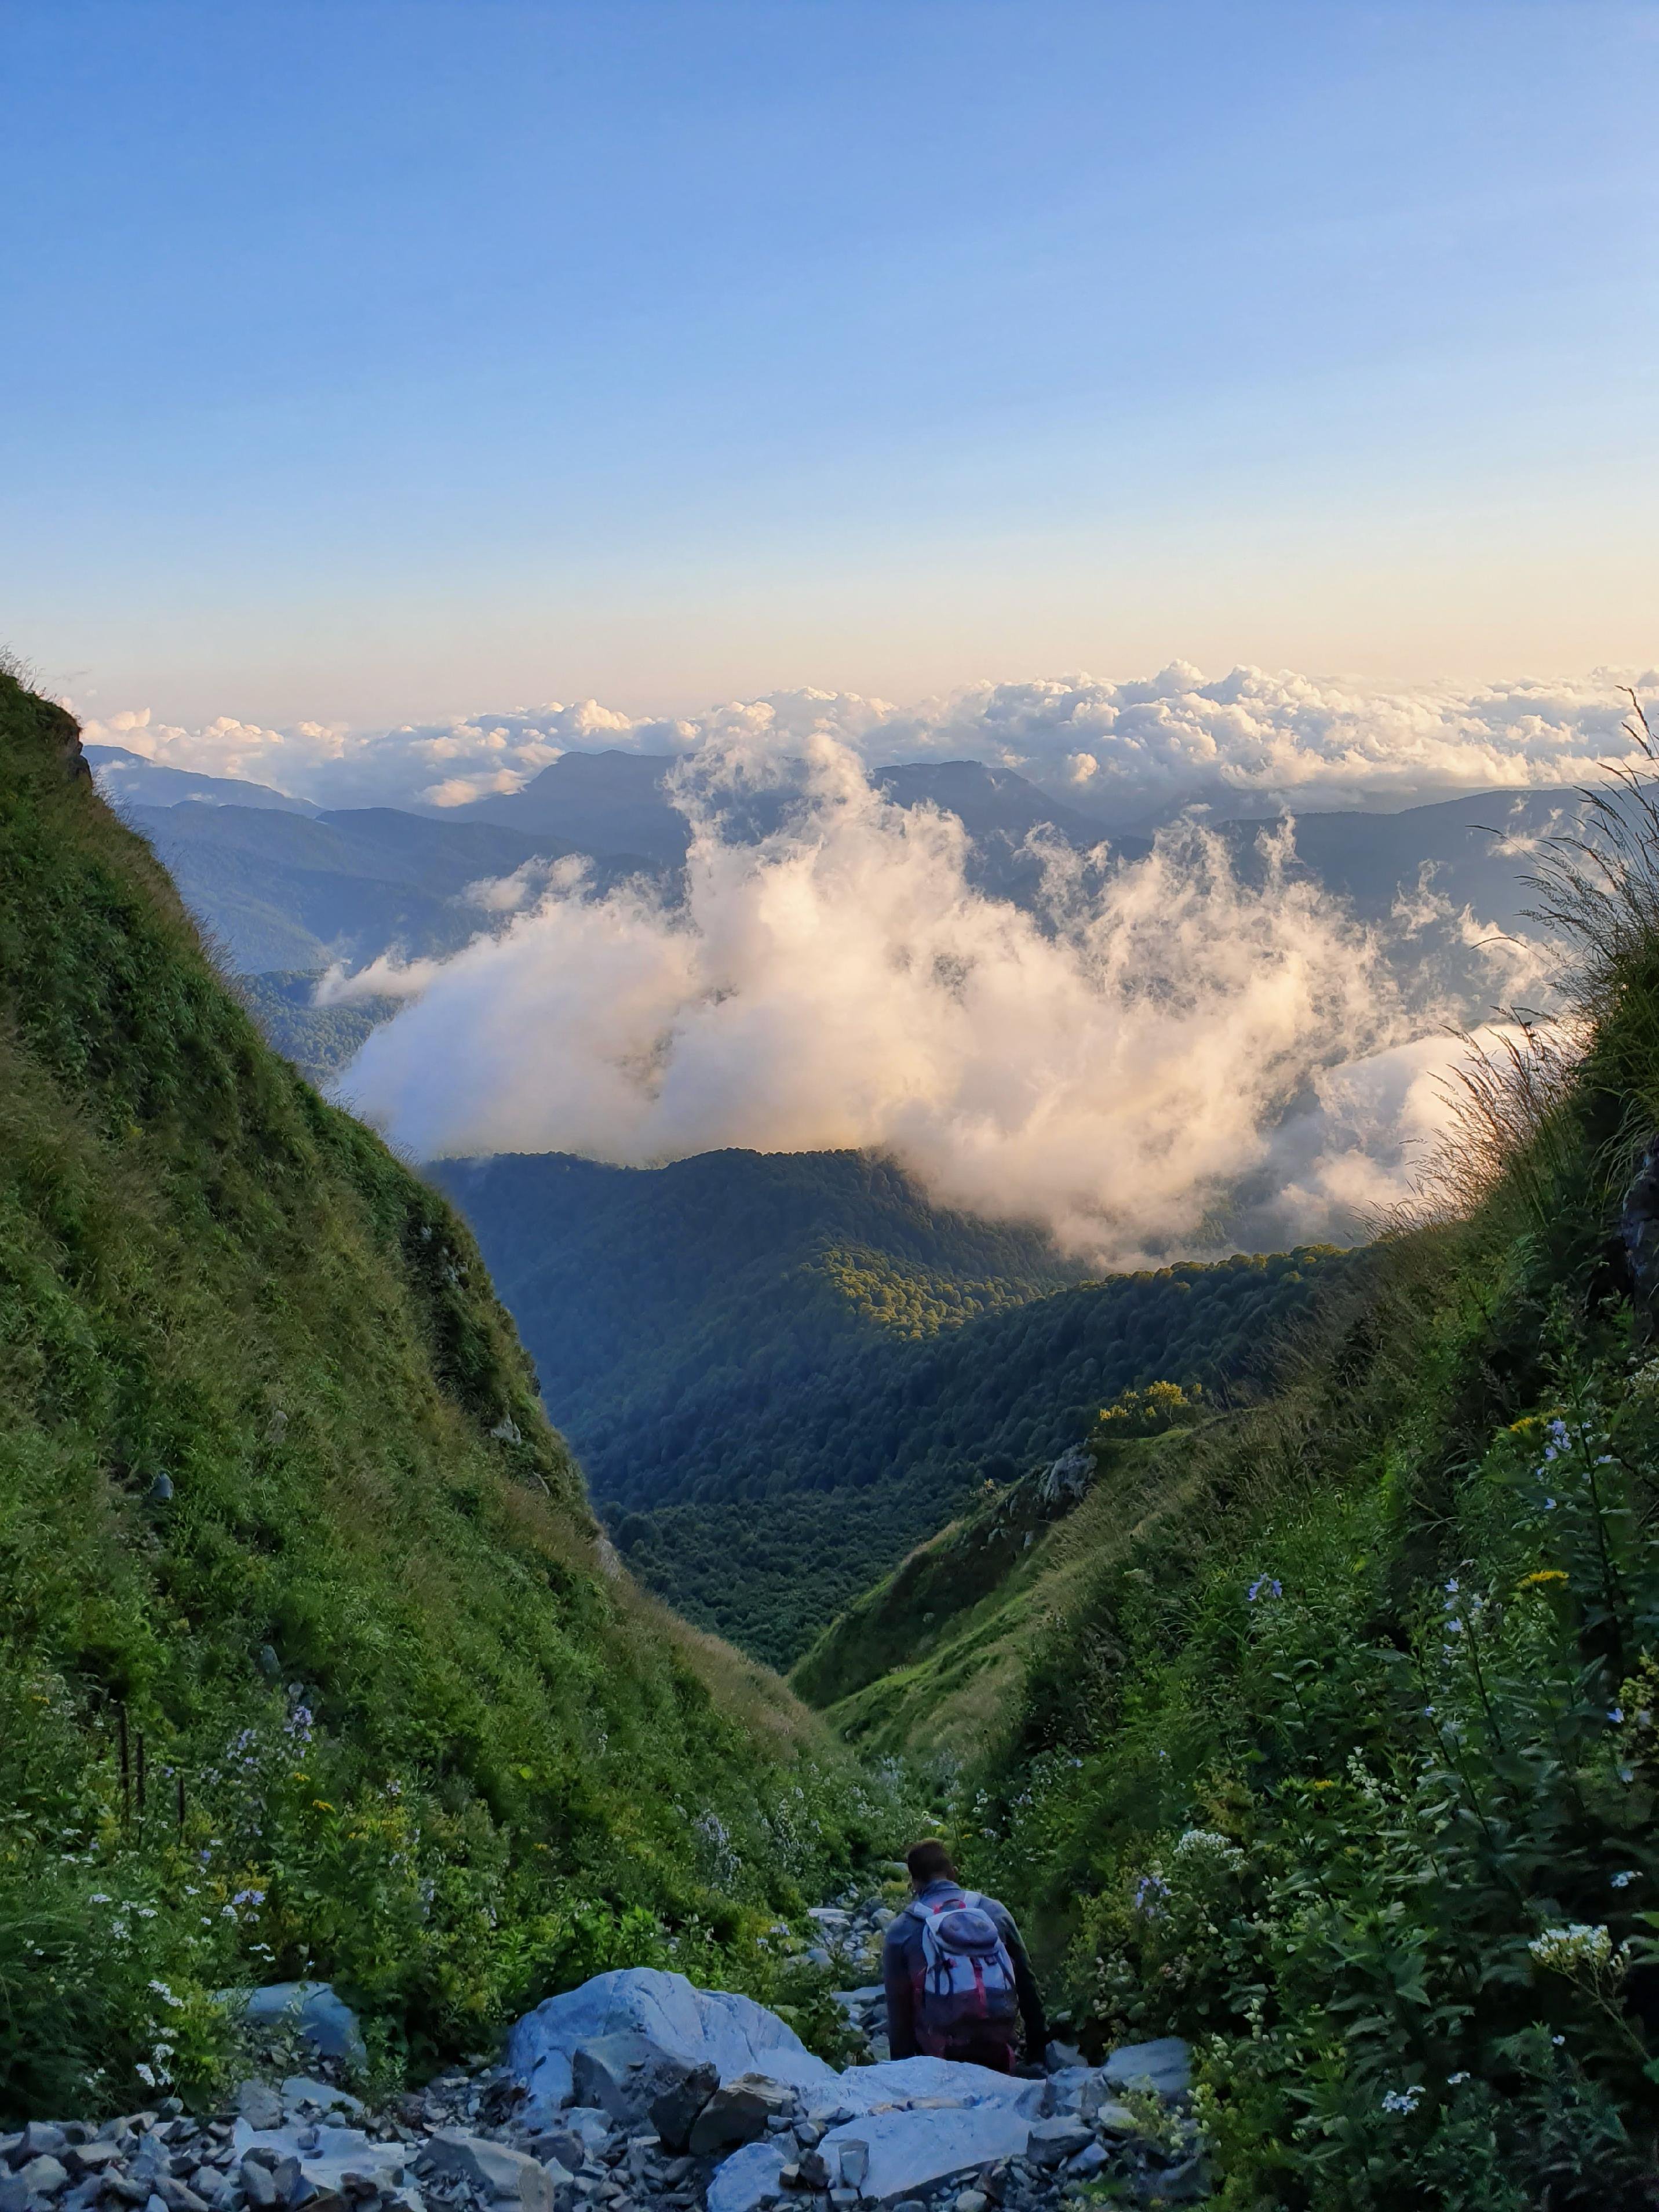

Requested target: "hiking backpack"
[{"left": 911, "top": 1891, "right": 1020, "bottom": 2050}]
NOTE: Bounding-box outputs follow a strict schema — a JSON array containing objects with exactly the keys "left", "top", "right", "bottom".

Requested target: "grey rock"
[
  {"left": 153, "top": 2182, "right": 209, "bottom": 2212},
  {"left": 20, "top": 2132, "right": 68, "bottom": 2164},
  {"left": 64, "top": 2145, "right": 123, "bottom": 2180},
  {"left": 647, "top": 2064, "right": 717, "bottom": 2156},
  {"left": 269, "top": 2157, "right": 302, "bottom": 2203},
  {"left": 1622, "top": 1138, "right": 1659, "bottom": 1322},
  {"left": 415, "top": 2132, "right": 552, "bottom": 2211},
  {"left": 17, "top": 2156, "right": 71, "bottom": 2198},
  {"left": 1064, "top": 2144, "right": 1108, "bottom": 2180},
  {"left": 688, "top": 2078, "right": 795, "bottom": 2159},
  {"left": 1098, "top": 2040, "right": 1190, "bottom": 2103},
  {"left": 235, "top": 1985, "right": 367, "bottom": 2069},
  {"left": 231, "top": 2126, "right": 407, "bottom": 2204},
  {"left": 705, "top": 2144, "right": 788, "bottom": 2212},
  {"left": 571, "top": 2037, "right": 698, "bottom": 2132},
  {"left": 238, "top": 2092, "right": 285, "bottom": 2136},
  {"left": 240, "top": 2166, "right": 280, "bottom": 2211},
  {"left": 537, "top": 2132, "right": 589, "bottom": 2177},
  {"left": 280, "top": 2085, "right": 364, "bottom": 2122},
  {"left": 955, "top": 2193, "right": 989, "bottom": 2212},
  {"left": 817, "top": 2107, "right": 1031, "bottom": 2206},
  {"left": 1036, "top": 1448, "right": 1092, "bottom": 1511},
  {"left": 1024, "top": 2122, "right": 1092, "bottom": 2169},
  {"left": 1091, "top": 2101, "right": 1140, "bottom": 2138},
  {"left": 145, "top": 1473, "right": 175, "bottom": 1504},
  {"left": 828, "top": 2061, "right": 1035, "bottom": 2119},
  {"left": 0, "top": 2184, "right": 34, "bottom": 2212},
  {"left": 505, "top": 1972, "right": 837, "bottom": 2123}
]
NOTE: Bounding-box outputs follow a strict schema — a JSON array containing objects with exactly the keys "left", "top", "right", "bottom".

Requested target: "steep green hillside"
[
  {"left": 789, "top": 1394, "right": 1241, "bottom": 1752},
  {"left": 436, "top": 1153, "right": 1341, "bottom": 1665},
  {"left": 818, "top": 789, "right": 1659, "bottom": 2199},
  {"left": 0, "top": 672, "right": 889, "bottom": 2117}
]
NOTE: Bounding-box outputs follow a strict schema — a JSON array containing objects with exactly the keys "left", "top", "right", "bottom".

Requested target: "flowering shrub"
[{"left": 955, "top": 1301, "right": 1659, "bottom": 2206}]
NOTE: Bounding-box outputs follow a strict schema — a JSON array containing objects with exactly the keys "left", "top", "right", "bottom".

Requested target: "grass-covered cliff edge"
[
  {"left": 805, "top": 770, "right": 1659, "bottom": 2202},
  {"left": 0, "top": 670, "right": 897, "bottom": 2118}
]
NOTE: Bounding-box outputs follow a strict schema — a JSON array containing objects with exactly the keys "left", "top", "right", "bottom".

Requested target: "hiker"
[{"left": 882, "top": 1839, "right": 1048, "bottom": 2072}]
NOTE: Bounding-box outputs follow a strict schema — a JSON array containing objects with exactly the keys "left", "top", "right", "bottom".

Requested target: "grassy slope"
[
  {"left": 825, "top": 935, "right": 1659, "bottom": 2196},
  {"left": 790, "top": 1425, "right": 1224, "bottom": 1755},
  {"left": 0, "top": 674, "right": 877, "bottom": 2114}
]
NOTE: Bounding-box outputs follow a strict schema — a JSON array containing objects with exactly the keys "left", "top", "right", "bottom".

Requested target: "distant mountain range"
[{"left": 97, "top": 739, "right": 1577, "bottom": 990}]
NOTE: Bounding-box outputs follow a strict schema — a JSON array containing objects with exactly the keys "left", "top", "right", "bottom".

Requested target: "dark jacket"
[{"left": 881, "top": 1879, "right": 1048, "bottom": 2060}]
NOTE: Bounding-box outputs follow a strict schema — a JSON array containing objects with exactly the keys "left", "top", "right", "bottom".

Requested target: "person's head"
[{"left": 905, "top": 1839, "right": 960, "bottom": 1892}]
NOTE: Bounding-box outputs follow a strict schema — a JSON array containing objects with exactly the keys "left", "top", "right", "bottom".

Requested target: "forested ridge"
[{"left": 435, "top": 1147, "right": 1347, "bottom": 1666}]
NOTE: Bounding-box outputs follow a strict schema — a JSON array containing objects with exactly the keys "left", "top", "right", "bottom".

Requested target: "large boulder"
[
  {"left": 1100, "top": 2038, "right": 1191, "bottom": 2101},
  {"left": 235, "top": 1982, "right": 367, "bottom": 2068},
  {"left": 822, "top": 2058, "right": 1045, "bottom": 2118},
  {"left": 504, "top": 1969, "right": 838, "bottom": 2119},
  {"left": 817, "top": 2103, "right": 1033, "bottom": 2205}
]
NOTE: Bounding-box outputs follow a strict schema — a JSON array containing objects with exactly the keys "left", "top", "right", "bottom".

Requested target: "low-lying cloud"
[
  {"left": 329, "top": 731, "right": 1517, "bottom": 1262},
  {"left": 81, "top": 663, "right": 1656, "bottom": 822}
]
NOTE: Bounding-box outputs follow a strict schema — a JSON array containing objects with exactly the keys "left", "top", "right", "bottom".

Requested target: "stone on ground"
[
  {"left": 571, "top": 2032, "right": 699, "bottom": 2129},
  {"left": 817, "top": 2101, "right": 1032, "bottom": 2205},
  {"left": 648, "top": 2061, "right": 719, "bottom": 2155},
  {"left": 416, "top": 2129, "right": 557, "bottom": 2208},
  {"left": 686, "top": 2075, "right": 794, "bottom": 2157},
  {"left": 1099, "top": 2038, "right": 1191, "bottom": 2101},
  {"left": 1025, "top": 2120, "right": 1092, "bottom": 2168},
  {"left": 704, "top": 2140, "right": 789, "bottom": 2212}
]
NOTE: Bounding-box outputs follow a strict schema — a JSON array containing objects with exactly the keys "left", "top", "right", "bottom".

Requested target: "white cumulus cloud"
[
  {"left": 76, "top": 664, "right": 1657, "bottom": 823},
  {"left": 328, "top": 732, "right": 1455, "bottom": 1262}
]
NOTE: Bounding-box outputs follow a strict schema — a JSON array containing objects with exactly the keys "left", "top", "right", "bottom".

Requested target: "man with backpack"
[{"left": 881, "top": 1840, "right": 1048, "bottom": 2072}]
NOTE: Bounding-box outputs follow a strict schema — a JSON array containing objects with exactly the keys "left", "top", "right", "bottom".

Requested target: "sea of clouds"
[
  {"left": 312, "top": 712, "right": 1573, "bottom": 1266},
  {"left": 81, "top": 661, "right": 1657, "bottom": 822},
  {"left": 82, "top": 662, "right": 1630, "bottom": 1262}
]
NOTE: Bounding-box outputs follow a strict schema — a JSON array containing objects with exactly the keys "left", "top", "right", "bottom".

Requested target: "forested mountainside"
[
  {"left": 431, "top": 1147, "right": 1342, "bottom": 1667},
  {"left": 0, "top": 671, "right": 890, "bottom": 2116},
  {"left": 798, "top": 780, "right": 1659, "bottom": 2198}
]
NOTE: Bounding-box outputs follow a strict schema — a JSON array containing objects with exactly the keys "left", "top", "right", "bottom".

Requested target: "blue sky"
[{"left": 5, "top": 1, "right": 1658, "bottom": 727}]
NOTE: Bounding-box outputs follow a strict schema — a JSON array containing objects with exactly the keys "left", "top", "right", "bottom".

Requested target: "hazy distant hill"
[
  {"left": 86, "top": 742, "right": 321, "bottom": 815},
  {"left": 103, "top": 742, "right": 1575, "bottom": 994},
  {"left": 432, "top": 1147, "right": 1343, "bottom": 1666},
  {"left": 122, "top": 801, "right": 577, "bottom": 971}
]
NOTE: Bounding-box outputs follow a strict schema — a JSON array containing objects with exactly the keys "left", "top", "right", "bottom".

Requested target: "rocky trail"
[{"left": 1, "top": 1891, "right": 1202, "bottom": 2212}]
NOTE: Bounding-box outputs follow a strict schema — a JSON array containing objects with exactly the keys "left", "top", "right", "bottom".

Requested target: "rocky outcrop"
[
  {"left": 1034, "top": 1448, "right": 1093, "bottom": 1513},
  {"left": 0, "top": 1962, "right": 1200, "bottom": 2212}
]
